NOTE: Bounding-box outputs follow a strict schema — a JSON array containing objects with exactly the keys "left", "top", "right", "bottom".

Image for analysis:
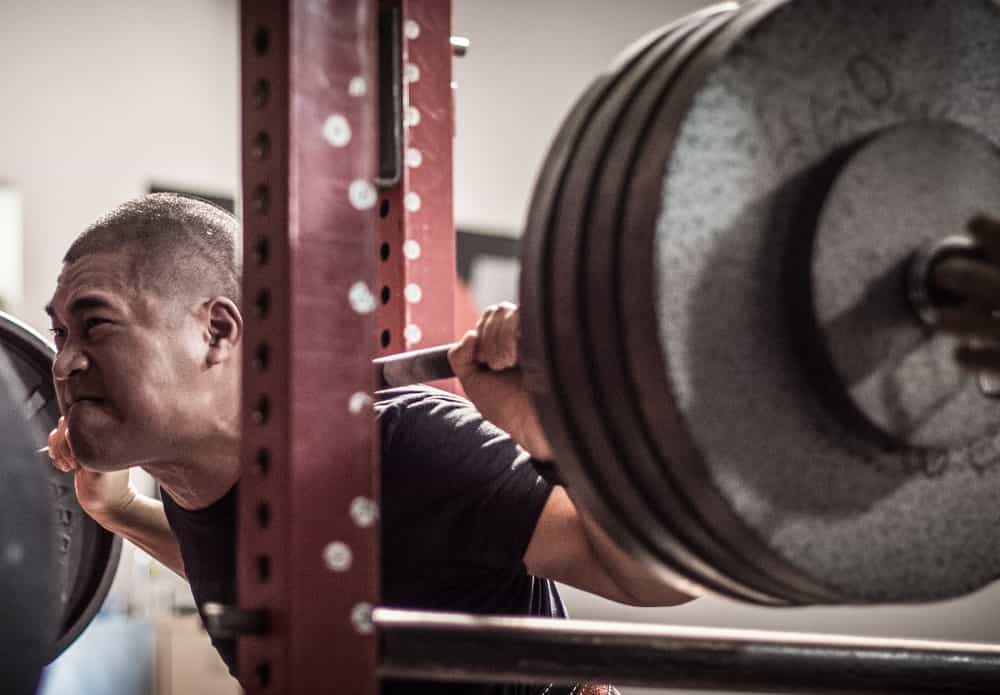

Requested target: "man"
[{"left": 44, "top": 193, "right": 691, "bottom": 694}]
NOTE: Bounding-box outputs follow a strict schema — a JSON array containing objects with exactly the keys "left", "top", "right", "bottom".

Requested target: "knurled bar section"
[
  {"left": 239, "top": 1, "right": 380, "bottom": 693},
  {"left": 376, "top": 0, "right": 455, "bottom": 358}
]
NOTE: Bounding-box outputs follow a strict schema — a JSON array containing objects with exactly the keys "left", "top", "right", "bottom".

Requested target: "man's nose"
[{"left": 52, "top": 342, "right": 89, "bottom": 381}]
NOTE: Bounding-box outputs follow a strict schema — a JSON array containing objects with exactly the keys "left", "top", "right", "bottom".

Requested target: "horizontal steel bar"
[
  {"left": 375, "top": 608, "right": 1000, "bottom": 693},
  {"left": 374, "top": 344, "right": 455, "bottom": 388}
]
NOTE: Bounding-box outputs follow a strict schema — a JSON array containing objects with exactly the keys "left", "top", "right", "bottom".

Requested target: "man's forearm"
[
  {"left": 96, "top": 494, "right": 186, "bottom": 578},
  {"left": 578, "top": 507, "right": 694, "bottom": 607}
]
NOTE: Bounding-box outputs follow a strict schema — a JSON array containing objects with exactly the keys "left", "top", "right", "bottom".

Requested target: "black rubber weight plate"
[
  {"left": 0, "top": 349, "right": 55, "bottom": 693},
  {"left": 579, "top": 1, "right": 837, "bottom": 604},
  {"left": 0, "top": 312, "right": 122, "bottom": 658},
  {"left": 545, "top": 6, "right": 805, "bottom": 605},
  {"left": 616, "top": 0, "right": 845, "bottom": 603},
  {"left": 521, "top": 6, "right": 735, "bottom": 602}
]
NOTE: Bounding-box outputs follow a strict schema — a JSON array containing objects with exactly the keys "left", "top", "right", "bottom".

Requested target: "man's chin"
[{"left": 67, "top": 432, "right": 124, "bottom": 471}]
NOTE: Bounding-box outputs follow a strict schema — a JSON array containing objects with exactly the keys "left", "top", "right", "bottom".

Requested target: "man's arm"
[
  {"left": 524, "top": 486, "right": 693, "bottom": 606},
  {"left": 94, "top": 494, "right": 186, "bottom": 578},
  {"left": 449, "top": 303, "right": 694, "bottom": 606}
]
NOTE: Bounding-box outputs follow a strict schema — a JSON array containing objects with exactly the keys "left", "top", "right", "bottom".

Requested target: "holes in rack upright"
[
  {"left": 380, "top": 330, "right": 391, "bottom": 348},
  {"left": 253, "top": 341, "right": 271, "bottom": 372},
  {"left": 252, "top": 131, "right": 271, "bottom": 160},
  {"left": 255, "top": 447, "right": 271, "bottom": 477},
  {"left": 253, "top": 78, "right": 271, "bottom": 109},
  {"left": 255, "top": 661, "right": 272, "bottom": 688},
  {"left": 254, "top": 237, "right": 270, "bottom": 267},
  {"left": 253, "top": 26, "right": 270, "bottom": 56},
  {"left": 252, "top": 185, "right": 271, "bottom": 215},
  {"left": 380, "top": 286, "right": 391, "bottom": 305},
  {"left": 252, "top": 395, "right": 271, "bottom": 425},
  {"left": 257, "top": 555, "right": 272, "bottom": 582},
  {"left": 380, "top": 242, "right": 390, "bottom": 261},
  {"left": 255, "top": 289, "right": 272, "bottom": 318},
  {"left": 256, "top": 501, "right": 271, "bottom": 530}
]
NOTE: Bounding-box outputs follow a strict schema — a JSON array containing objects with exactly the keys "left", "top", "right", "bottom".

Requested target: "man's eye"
[
  {"left": 48, "top": 327, "right": 66, "bottom": 349},
  {"left": 83, "top": 317, "right": 110, "bottom": 331}
]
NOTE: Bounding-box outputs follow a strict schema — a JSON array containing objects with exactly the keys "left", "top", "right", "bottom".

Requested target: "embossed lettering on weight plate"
[
  {"left": 899, "top": 427, "right": 1000, "bottom": 478},
  {"left": 820, "top": 407, "right": 1000, "bottom": 478},
  {"left": 50, "top": 481, "right": 74, "bottom": 567}
]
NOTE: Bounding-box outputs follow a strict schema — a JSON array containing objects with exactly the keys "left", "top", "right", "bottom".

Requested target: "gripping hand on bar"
[{"left": 375, "top": 303, "right": 553, "bottom": 461}]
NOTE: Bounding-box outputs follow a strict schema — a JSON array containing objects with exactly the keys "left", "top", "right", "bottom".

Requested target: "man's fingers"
[
  {"left": 47, "top": 429, "right": 71, "bottom": 472},
  {"left": 466, "top": 302, "right": 520, "bottom": 372},
  {"left": 493, "top": 305, "right": 519, "bottom": 370},
  {"left": 931, "top": 256, "right": 1000, "bottom": 306},
  {"left": 475, "top": 306, "right": 496, "bottom": 364},
  {"left": 968, "top": 213, "right": 1000, "bottom": 264},
  {"left": 47, "top": 417, "right": 78, "bottom": 472},
  {"left": 477, "top": 304, "right": 519, "bottom": 371},
  {"left": 448, "top": 330, "right": 480, "bottom": 378}
]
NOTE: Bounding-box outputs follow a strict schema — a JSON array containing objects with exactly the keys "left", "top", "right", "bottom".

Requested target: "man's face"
[{"left": 46, "top": 252, "right": 210, "bottom": 470}]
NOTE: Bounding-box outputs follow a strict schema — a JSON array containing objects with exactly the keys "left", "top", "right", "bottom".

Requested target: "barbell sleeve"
[{"left": 375, "top": 344, "right": 456, "bottom": 389}]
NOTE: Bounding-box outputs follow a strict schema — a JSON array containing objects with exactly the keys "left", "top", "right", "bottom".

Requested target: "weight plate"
[
  {"left": 641, "top": 0, "right": 1000, "bottom": 601},
  {"left": 522, "top": 7, "right": 742, "bottom": 603},
  {"left": 540, "top": 5, "right": 811, "bottom": 605},
  {"left": 0, "top": 349, "right": 55, "bottom": 693},
  {"left": 580, "top": 0, "right": 841, "bottom": 604},
  {"left": 0, "top": 311, "right": 123, "bottom": 657}
]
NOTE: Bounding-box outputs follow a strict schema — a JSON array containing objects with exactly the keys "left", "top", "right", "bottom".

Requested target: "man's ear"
[{"left": 205, "top": 297, "right": 243, "bottom": 366}]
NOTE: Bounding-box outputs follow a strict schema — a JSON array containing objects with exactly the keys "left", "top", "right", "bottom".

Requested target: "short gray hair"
[{"left": 65, "top": 193, "right": 241, "bottom": 310}]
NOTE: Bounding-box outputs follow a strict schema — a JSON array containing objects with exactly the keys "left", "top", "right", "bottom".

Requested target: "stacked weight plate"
[
  {"left": 0, "top": 312, "right": 122, "bottom": 658},
  {"left": 0, "top": 338, "right": 54, "bottom": 693},
  {"left": 521, "top": 0, "right": 1000, "bottom": 604}
]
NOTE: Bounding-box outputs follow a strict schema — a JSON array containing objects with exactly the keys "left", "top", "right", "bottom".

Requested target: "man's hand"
[
  {"left": 933, "top": 214, "right": 1000, "bottom": 373},
  {"left": 47, "top": 416, "right": 136, "bottom": 524},
  {"left": 448, "top": 302, "right": 554, "bottom": 460}
]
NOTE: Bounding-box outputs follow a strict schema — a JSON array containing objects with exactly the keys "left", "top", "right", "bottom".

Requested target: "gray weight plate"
[
  {"left": 0, "top": 348, "right": 55, "bottom": 694},
  {"left": 0, "top": 311, "right": 122, "bottom": 657},
  {"left": 807, "top": 123, "right": 1000, "bottom": 452},
  {"left": 649, "top": 0, "right": 1000, "bottom": 601}
]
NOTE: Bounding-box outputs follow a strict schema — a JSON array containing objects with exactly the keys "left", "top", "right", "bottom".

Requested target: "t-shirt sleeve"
[{"left": 377, "top": 387, "right": 554, "bottom": 573}]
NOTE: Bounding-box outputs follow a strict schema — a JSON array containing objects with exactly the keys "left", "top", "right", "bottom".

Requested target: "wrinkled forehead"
[{"left": 48, "top": 252, "right": 137, "bottom": 316}]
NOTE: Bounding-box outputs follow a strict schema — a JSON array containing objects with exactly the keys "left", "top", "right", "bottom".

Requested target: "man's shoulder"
[
  {"left": 374, "top": 385, "right": 478, "bottom": 436},
  {"left": 374, "top": 385, "right": 484, "bottom": 453},
  {"left": 374, "top": 384, "right": 471, "bottom": 412}
]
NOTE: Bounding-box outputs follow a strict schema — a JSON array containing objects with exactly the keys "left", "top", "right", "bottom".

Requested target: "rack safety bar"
[{"left": 376, "top": 609, "right": 1000, "bottom": 693}]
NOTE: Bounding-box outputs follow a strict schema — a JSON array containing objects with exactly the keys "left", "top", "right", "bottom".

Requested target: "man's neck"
[{"left": 145, "top": 426, "right": 242, "bottom": 511}]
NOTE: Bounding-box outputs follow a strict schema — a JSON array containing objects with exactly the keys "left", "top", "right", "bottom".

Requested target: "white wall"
[
  {"left": 452, "top": 0, "right": 714, "bottom": 232},
  {"left": 0, "top": 0, "right": 239, "bottom": 331}
]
